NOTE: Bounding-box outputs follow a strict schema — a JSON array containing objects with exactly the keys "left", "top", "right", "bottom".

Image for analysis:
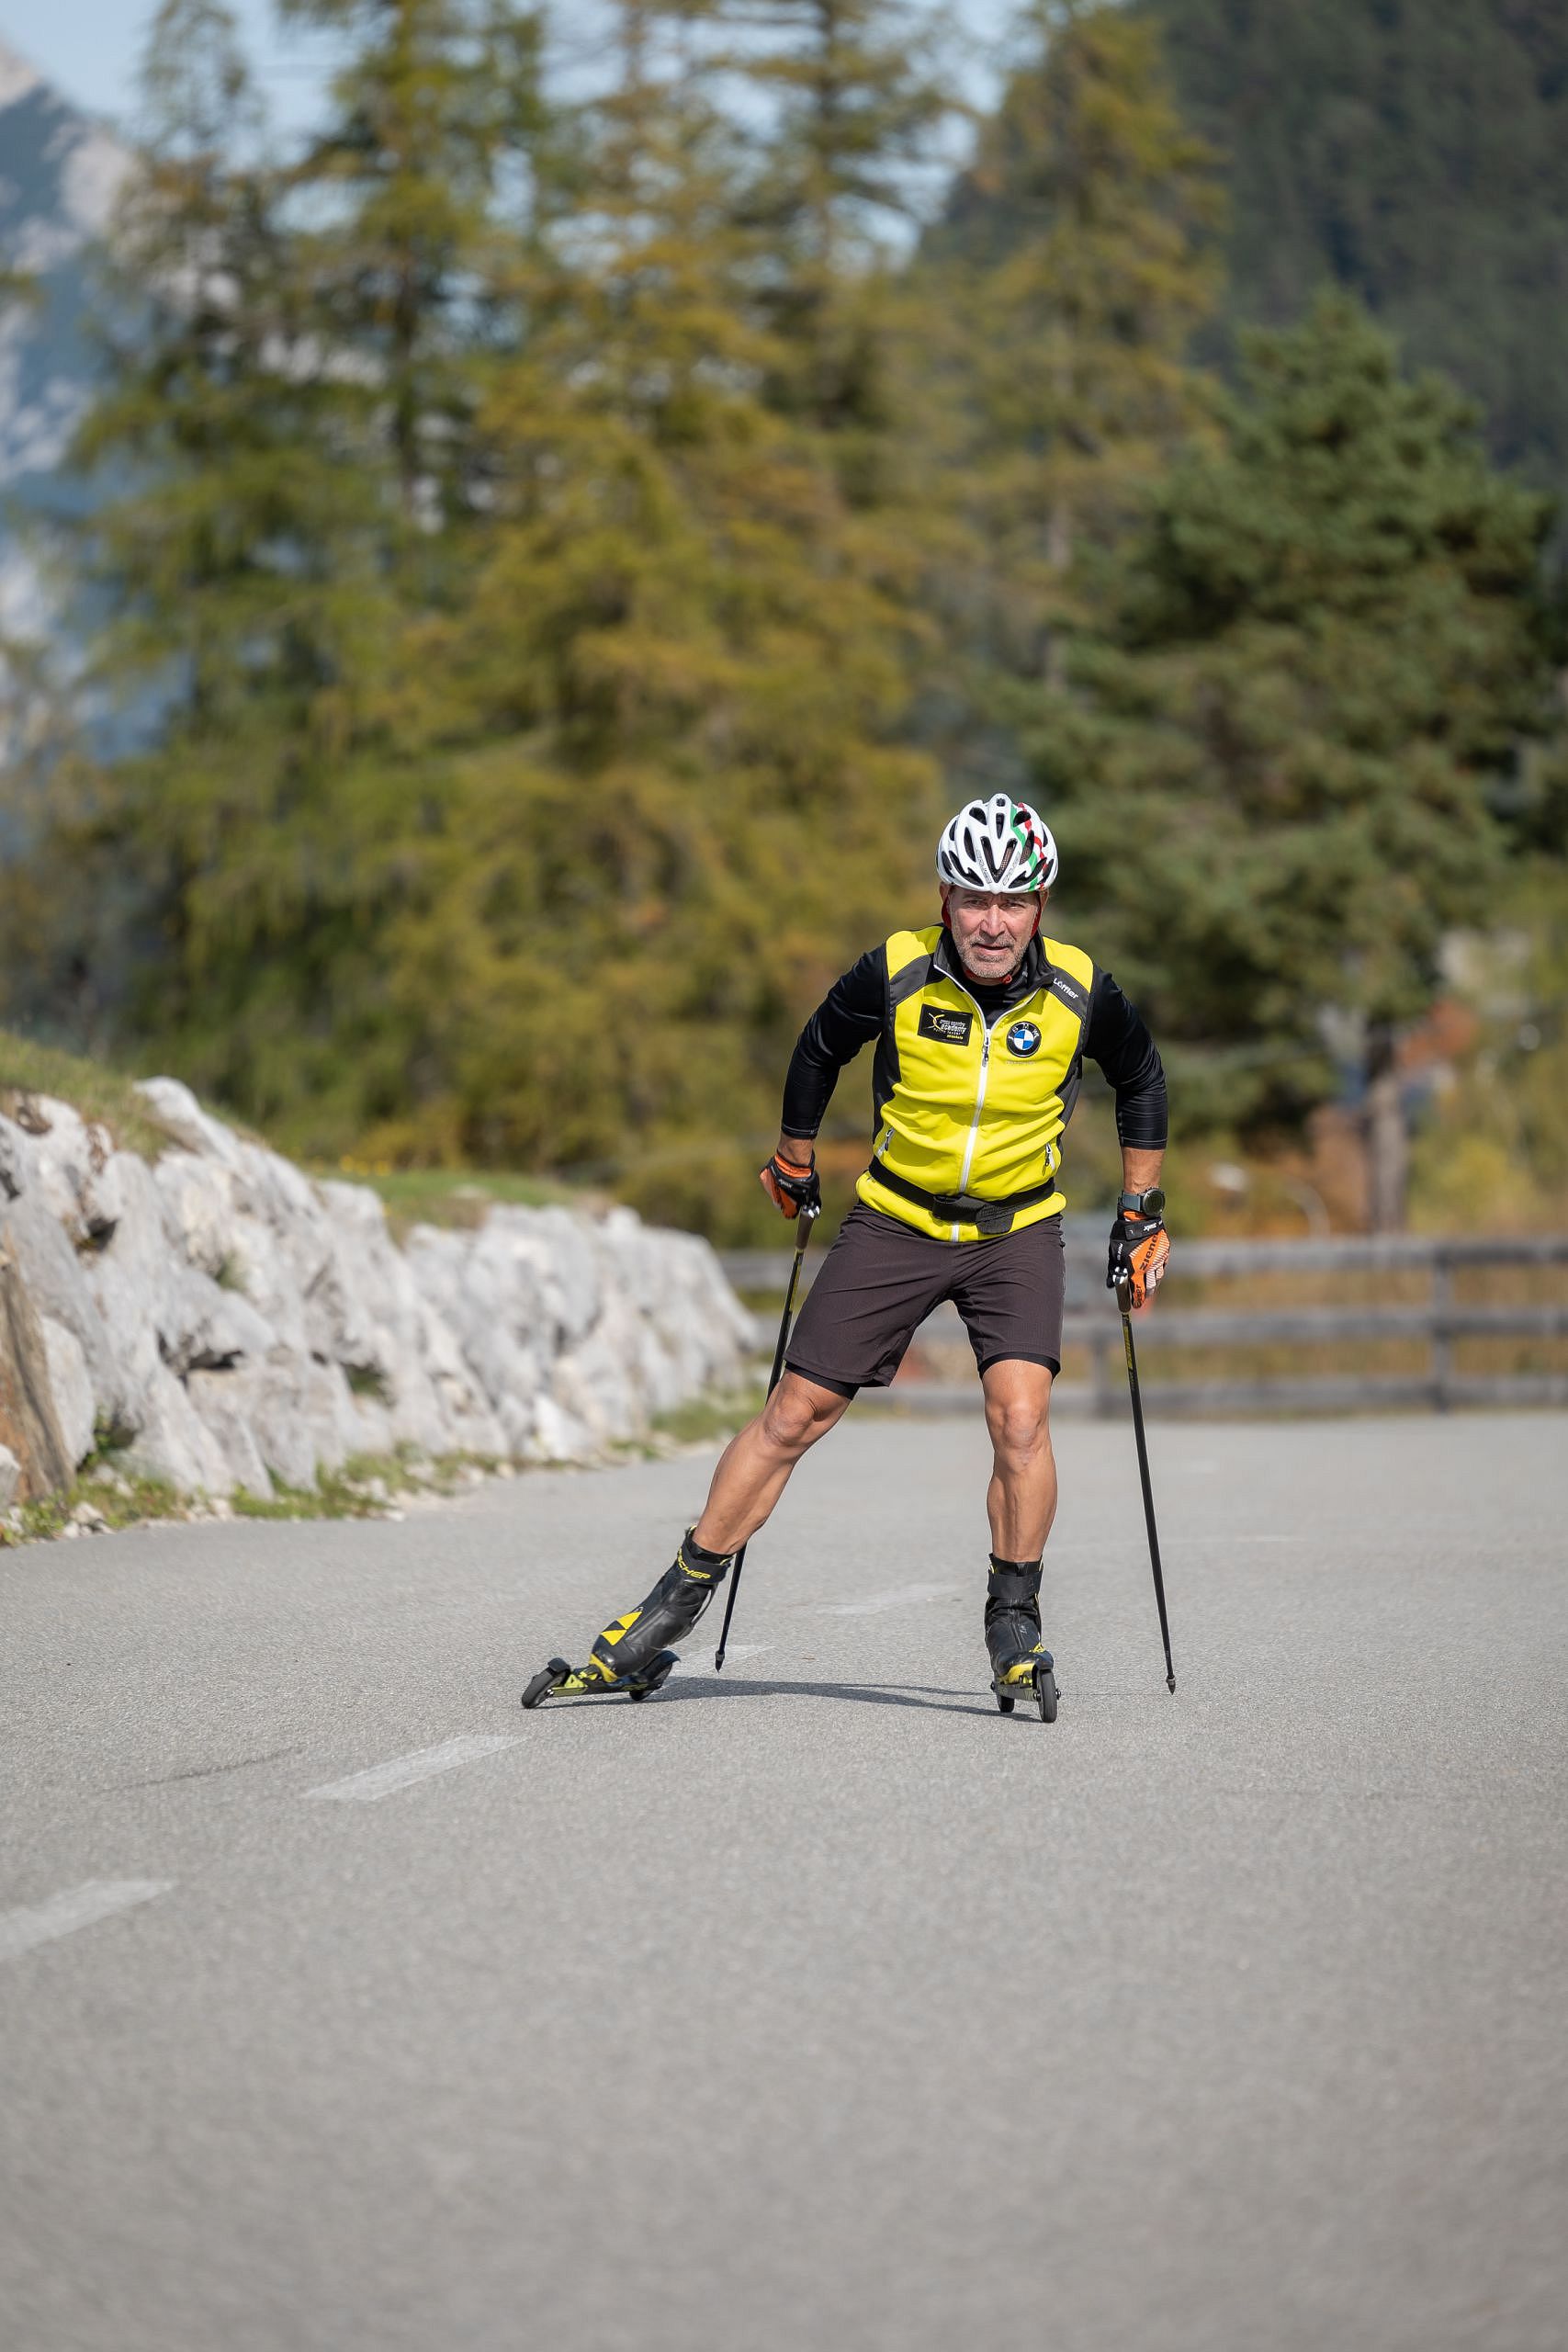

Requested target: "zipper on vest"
[
  {"left": 945, "top": 971, "right": 1007, "bottom": 1238},
  {"left": 958, "top": 1025, "right": 991, "bottom": 1198}
]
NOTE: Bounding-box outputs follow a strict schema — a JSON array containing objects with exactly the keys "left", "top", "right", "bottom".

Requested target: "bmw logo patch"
[{"left": 1006, "top": 1020, "right": 1043, "bottom": 1057}]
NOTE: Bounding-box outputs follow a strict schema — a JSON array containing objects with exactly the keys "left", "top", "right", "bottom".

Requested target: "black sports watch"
[{"left": 1117, "top": 1187, "right": 1166, "bottom": 1218}]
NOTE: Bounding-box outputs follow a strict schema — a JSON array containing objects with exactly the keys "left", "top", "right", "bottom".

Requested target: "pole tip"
[{"left": 1167, "top": 1673, "right": 1177, "bottom": 1694}]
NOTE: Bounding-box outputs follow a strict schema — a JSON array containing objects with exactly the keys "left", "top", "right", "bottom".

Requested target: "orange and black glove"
[
  {"left": 760, "top": 1148, "right": 821, "bottom": 1221},
  {"left": 1107, "top": 1189, "right": 1170, "bottom": 1309}
]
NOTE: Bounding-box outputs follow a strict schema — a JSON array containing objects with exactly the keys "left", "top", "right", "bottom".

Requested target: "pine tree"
[
  {"left": 914, "top": 0, "right": 1222, "bottom": 767},
  {"left": 9, "top": 0, "right": 550, "bottom": 1150},
  {"left": 1068, "top": 293, "right": 1555, "bottom": 1226},
  {"left": 277, "top": 0, "right": 548, "bottom": 537}
]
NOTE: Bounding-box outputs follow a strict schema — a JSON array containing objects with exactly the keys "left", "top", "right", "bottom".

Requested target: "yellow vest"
[{"left": 856, "top": 927, "right": 1095, "bottom": 1243}]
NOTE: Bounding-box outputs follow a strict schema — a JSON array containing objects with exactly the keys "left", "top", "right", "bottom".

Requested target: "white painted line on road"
[
  {"left": 304, "top": 1735, "right": 521, "bottom": 1804},
  {"left": 0, "top": 1879, "right": 174, "bottom": 1965},
  {"left": 817, "top": 1582, "right": 958, "bottom": 1617}
]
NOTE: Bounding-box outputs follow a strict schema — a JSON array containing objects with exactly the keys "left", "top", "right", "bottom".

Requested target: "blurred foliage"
[
  {"left": 1407, "top": 862, "right": 1568, "bottom": 1231},
  {"left": 1032, "top": 293, "right": 1559, "bottom": 1137},
  {"left": 0, "top": 0, "right": 1565, "bottom": 1241},
  {"left": 1141, "top": 0, "right": 1568, "bottom": 508}
]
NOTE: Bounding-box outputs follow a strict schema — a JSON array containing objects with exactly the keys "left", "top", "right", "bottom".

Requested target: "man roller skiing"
[{"left": 522, "top": 793, "right": 1169, "bottom": 1717}]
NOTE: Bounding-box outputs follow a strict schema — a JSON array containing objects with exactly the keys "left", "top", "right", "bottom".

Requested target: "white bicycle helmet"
[{"left": 936, "top": 793, "right": 1058, "bottom": 893}]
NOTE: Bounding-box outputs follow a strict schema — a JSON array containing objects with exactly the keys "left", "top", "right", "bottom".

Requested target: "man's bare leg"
[
  {"left": 694, "top": 1372, "right": 851, "bottom": 1554},
  {"left": 979, "top": 1358, "right": 1058, "bottom": 1702},
  {"left": 981, "top": 1358, "right": 1057, "bottom": 1558},
  {"left": 522, "top": 1373, "right": 850, "bottom": 1701}
]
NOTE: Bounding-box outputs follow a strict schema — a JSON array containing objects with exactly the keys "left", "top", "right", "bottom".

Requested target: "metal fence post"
[{"left": 1431, "top": 1249, "right": 1453, "bottom": 1413}]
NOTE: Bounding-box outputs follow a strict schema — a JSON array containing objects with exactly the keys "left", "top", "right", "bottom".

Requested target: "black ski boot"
[
  {"left": 521, "top": 1529, "right": 735, "bottom": 1707},
  {"left": 985, "top": 1555, "right": 1058, "bottom": 1722}
]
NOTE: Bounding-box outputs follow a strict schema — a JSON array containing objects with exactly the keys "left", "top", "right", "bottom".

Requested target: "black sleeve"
[
  {"left": 780, "top": 946, "right": 886, "bottom": 1141},
  {"left": 1085, "top": 969, "right": 1168, "bottom": 1152}
]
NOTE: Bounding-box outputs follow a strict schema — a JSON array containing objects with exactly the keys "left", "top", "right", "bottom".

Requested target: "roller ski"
[
  {"left": 521, "top": 1529, "right": 734, "bottom": 1710},
  {"left": 986, "top": 1555, "right": 1058, "bottom": 1723},
  {"left": 521, "top": 1650, "right": 679, "bottom": 1706}
]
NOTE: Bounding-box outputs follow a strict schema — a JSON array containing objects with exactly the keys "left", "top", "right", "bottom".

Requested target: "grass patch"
[
  {"left": 324, "top": 1164, "right": 589, "bottom": 1242},
  {"left": 0, "top": 1445, "right": 506, "bottom": 1548},
  {"left": 646, "top": 1385, "right": 764, "bottom": 1446},
  {"left": 0, "top": 1458, "right": 183, "bottom": 1546},
  {"left": 0, "top": 1028, "right": 176, "bottom": 1160}
]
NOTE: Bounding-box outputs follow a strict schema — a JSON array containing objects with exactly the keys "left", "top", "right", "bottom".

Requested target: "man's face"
[{"left": 942, "top": 885, "right": 1043, "bottom": 983}]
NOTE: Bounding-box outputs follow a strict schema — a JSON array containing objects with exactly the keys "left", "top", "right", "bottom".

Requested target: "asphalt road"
[{"left": 3, "top": 1410, "right": 1566, "bottom": 2352}]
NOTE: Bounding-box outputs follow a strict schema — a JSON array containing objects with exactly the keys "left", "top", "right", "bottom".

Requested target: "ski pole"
[
  {"left": 714, "top": 1203, "right": 819, "bottom": 1671},
  {"left": 1114, "top": 1272, "right": 1176, "bottom": 1694}
]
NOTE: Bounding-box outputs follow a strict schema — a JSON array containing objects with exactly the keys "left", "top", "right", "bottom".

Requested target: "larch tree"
[{"left": 379, "top": 0, "right": 942, "bottom": 1233}]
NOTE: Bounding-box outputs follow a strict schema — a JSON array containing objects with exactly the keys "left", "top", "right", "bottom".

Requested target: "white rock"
[
  {"left": 404, "top": 1215, "right": 558, "bottom": 1447},
  {"left": 0, "top": 1116, "right": 130, "bottom": 1431},
  {"left": 0, "top": 1110, "right": 37, "bottom": 1202},
  {"left": 119, "top": 1362, "right": 234, "bottom": 1497},
  {"left": 0, "top": 1444, "right": 18, "bottom": 1508},
  {"left": 318, "top": 1182, "right": 501, "bottom": 1454},
  {"left": 187, "top": 1354, "right": 348, "bottom": 1495},
  {"left": 184, "top": 1370, "right": 274, "bottom": 1498},
  {"left": 39, "top": 1317, "right": 96, "bottom": 1468},
  {"left": 11, "top": 1071, "right": 752, "bottom": 1504},
  {"left": 85, "top": 1152, "right": 272, "bottom": 1379},
  {"left": 161, "top": 1264, "right": 276, "bottom": 1376},
  {"left": 217, "top": 1213, "right": 311, "bottom": 1359},
  {"left": 20, "top": 1096, "right": 127, "bottom": 1249},
  {"left": 152, "top": 1150, "right": 242, "bottom": 1280},
  {"left": 134, "top": 1077, "right": 247, "bottom": 1171}
]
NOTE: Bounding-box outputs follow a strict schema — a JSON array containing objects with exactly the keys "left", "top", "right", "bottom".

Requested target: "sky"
[{"left": 3, "top": 1, "right": 1016, "bottom": 143}]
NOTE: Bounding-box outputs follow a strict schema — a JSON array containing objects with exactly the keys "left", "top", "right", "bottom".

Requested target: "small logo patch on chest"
[
  {"left": 918, "top": 1004, "right": 975, "bottom": 1047},
  {"left": 1006, "top": 1020, "right": 1043, "bottom": 1057}
]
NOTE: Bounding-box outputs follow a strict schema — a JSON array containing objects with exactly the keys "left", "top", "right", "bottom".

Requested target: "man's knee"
[
  {"left": 760, "top": 1373, "right": 846, "bottom": 1455},
  {"left": 984, "top": 1374, "right": 1053, "bottom": 1464}
]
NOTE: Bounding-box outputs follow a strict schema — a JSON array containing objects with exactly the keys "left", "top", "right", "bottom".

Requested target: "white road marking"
[
  {"left": 817, "top": 1582, "right": 958, "bottom": 1617},
  {"left": 0, "top": 1879, "right": 173, "bottom": 1965},
  {"left": 304, "top": 1735, "right": 521, "bottom": 1804}
]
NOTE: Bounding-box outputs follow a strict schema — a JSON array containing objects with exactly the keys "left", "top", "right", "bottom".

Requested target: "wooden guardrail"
[{"left": 719, "top": 1229, "right": 1568, "bottom": 1418}]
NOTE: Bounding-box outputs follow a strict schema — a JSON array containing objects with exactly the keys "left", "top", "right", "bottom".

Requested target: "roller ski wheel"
[
  {"left": 1033, "top": 1660, "right": 1058, "bottom": 1723},
  {"left": 521, "top": 1650, "right": 680, "bottom": 1708},
  {"left": 989, "top": 1657, "right": 1057, "bottom": 1721}
]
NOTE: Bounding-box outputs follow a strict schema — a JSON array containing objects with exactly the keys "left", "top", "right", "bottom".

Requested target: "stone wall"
[{"left": 0, "top": 1078, "right": 754, "bottom": 1503}]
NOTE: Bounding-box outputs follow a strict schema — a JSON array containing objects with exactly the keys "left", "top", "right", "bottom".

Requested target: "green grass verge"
[
  {"left": 0, "top": 1444, "right": 503, "bottom": 1548},
  {"left": 644, "top": 1385, "right": 765, "bottom": 1446},
  {"left": 0, "top": 1028, "right": 175, "bottom": 1160},
  {"left": 320, "top": 1164, "right": 589, "bottom": 1241}
]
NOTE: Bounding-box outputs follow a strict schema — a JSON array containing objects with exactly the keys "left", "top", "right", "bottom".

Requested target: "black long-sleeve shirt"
[{"left": 781, "top": 932, "right": 1168, "bottom": 1151}]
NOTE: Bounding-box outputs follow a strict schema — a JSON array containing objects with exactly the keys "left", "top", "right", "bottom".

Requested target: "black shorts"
[{"left": 784, "top": 1203, "right": 1066, "bottom": 1398}]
